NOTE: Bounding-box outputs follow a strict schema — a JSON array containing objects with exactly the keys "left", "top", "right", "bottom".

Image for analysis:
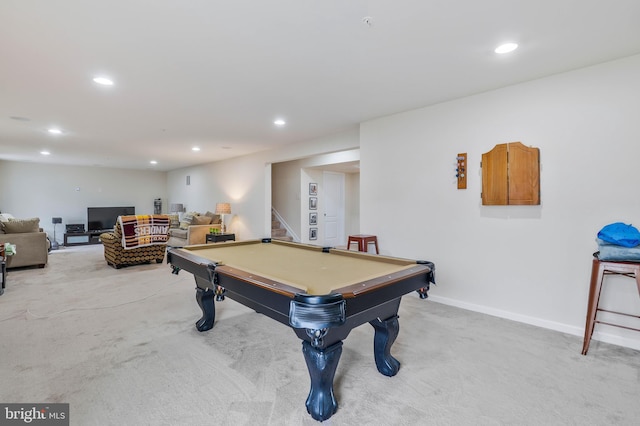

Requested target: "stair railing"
[{"left": 271, "top": 208, "right": 300, "bottom": 242}]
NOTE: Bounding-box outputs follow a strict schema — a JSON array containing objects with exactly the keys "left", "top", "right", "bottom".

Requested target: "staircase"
[{"left": 271, "top": 213, "right": 293, "bottom": 242}]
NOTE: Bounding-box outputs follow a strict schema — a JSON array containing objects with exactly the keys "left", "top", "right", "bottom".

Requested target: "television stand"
[{"left": 63, "top": 230, "right": 111, "bottom": 246}]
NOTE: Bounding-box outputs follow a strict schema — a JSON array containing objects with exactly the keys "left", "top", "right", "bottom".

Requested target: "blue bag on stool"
[{"left": 597, "top": 222, "right": 640, "bottom": 248}]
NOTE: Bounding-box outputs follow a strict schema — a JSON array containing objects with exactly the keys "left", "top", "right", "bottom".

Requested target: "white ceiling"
[{"left": 2, "top": 0, "right": 640, "bottom": 172}]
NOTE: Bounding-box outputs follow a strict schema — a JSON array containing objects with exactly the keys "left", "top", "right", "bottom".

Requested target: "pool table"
[{"left": 167, "top": 239, "right": 435, "bottom": 421}]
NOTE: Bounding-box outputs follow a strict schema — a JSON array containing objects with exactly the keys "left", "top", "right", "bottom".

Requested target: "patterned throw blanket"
[{"left": 119, "top": 215, "right": 170, "bottom": 250}]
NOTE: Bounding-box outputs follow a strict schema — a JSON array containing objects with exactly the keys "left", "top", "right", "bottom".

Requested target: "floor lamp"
[{"left": 51, "top": 217, "right": 62, "bottom": 250}]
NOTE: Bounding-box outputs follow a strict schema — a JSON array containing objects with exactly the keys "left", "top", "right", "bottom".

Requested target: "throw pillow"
[
  {"left": 0, "top": 213, "right": 15, "bottom": 222},
  {"left": 192, "top": 215, "right": 212, "bottom": 225},
  {"left": 3, "top": 217, "right": 40, "bottom": 233},
  {"left": 205, "top": 211, "right": 222, "bottom": 224},
  {"left": 179, "top": 212, "right": 198, "bottom": 230}
]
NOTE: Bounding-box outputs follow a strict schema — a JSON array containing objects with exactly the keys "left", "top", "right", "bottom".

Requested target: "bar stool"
[
  {"left": 347, "top": 234, "right": 379, "bottom": 254},
  {"left": 582, "top": 258, "right": 640, "bottom": 355}
]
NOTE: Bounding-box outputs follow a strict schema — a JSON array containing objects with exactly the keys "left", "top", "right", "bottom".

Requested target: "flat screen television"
[{"left": 87, "top": 206, "right": 135, "bottom": 232}]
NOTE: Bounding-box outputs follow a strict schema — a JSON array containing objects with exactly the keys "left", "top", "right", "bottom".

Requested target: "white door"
[{"left": 323, "top": 171, "right": 345, "bottom": 247}]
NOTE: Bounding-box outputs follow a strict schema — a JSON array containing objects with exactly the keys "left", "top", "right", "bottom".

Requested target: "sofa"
[
  {"left": 0, "top": 216, "right": 49, "bottom": 269},
  {"left": 166, "top": 211, "right": 221, "bottom": 247}
]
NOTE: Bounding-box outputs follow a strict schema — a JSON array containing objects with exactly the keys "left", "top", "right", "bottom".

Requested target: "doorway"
[{"left": 270, "top": 153, "right": 360, "bottom": 244}]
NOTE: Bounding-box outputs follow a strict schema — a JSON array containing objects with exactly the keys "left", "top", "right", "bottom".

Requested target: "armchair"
[{"left": 101, "top": 215, "right": 170, "bottom": 269}]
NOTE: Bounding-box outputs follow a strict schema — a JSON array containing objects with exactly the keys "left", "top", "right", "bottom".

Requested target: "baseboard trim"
[{"left": 428, "top": 295, "right": 640, "bottom": 352}]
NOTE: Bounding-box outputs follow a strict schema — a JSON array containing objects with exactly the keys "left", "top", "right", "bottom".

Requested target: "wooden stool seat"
[
  {"left": 582, "top": 258, "right": 640, "bottom": 355},
  {"left": 347, "top": 234, "right": 379, "bottom": 254}
]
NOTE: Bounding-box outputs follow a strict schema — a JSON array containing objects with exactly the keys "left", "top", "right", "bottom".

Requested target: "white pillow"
[{"left": 0, "top": 213, "right": 15, "bottom": 222}]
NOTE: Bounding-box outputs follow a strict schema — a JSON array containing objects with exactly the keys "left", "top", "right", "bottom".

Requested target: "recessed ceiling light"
[
  {"left": 93, "top": 76, "right": 114, "bottom": 86},
  {"left": 192, "top": 147, "right": 200, "bottom": 152},
  {"left": 274, "top": 119, "right": 286, "bottom": 126},
  {"left": 40, "top": 151, "right": 51, "bottom": 155},
  {"left": 150, "top": 160, "right": 158, "bottom": 165},
  {"left": 495, "top": 43, "right": 518, "bottom": 54},
  {"left": 48, "top": 128, "right": 62, "bottom": 135}
]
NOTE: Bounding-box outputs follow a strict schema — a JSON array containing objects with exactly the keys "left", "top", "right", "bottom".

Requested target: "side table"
[{"left": 206, "top": 233, "right": 236, "bottom": 244}]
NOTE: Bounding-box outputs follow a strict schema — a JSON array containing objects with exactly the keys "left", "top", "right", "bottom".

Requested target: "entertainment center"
[
  {"left": 64, "top": 206, "right": 135, "bottom": 247},
  {"left": 64, "top": 231, "right": 107, "bottom": 246}
]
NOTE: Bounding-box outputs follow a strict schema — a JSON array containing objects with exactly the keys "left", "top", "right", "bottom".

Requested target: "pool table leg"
[
  {"left": 302, "top": 340, "right": 343, "bottom": 421},
  {"left": 370, "top": 315, "right": 400, "bottom": 376},
  {"left": 195, "top": 287, "right": 215, "bottom": 332}
]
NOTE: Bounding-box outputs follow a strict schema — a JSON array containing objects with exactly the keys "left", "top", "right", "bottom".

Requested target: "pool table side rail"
[
  {"left": 335, "top": 264, "right": 431, "bottom": 297},
  {"left": 326, "top": 247, "right": 419, "bottom": 265}
]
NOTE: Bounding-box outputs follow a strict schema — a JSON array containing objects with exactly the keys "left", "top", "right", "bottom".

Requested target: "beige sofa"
[
  {"left": 166, "top": 211, "right": 221, "bottom": 247},
  {"left": 0, "top": 216, "right": 49, "bottom": 268}
]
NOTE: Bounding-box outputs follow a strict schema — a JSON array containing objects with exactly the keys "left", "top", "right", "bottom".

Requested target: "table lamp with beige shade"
[{"left": 215, "top": 203, "right": 231, "bottom": 233}]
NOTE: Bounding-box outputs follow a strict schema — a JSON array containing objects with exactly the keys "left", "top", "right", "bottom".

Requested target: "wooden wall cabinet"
[{"left": 481, "top": 142, "right": 540, "bottom": 205}]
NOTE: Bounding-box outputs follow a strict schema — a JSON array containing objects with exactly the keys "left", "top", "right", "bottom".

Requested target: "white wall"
[
  {"left": 167, "top": 129, "right": 360, "bottom": 240},
  {"left": 360, "top": 54, "right": 640, "bottom": 350},
  {"left": 0, "top": 161, "right": 167, "bottom": 241},
  {"left": 345, "top": 172, "right": 360, "bottom": 236}
]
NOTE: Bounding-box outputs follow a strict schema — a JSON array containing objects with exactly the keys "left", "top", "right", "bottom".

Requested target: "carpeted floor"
[{"left": 1, "top": 245, "right": 639, "bottom": 425}]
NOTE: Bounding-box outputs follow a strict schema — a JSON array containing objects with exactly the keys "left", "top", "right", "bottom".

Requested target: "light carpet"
[{"left": 1, "top": 245, "right": 639, "bottom": 425}]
